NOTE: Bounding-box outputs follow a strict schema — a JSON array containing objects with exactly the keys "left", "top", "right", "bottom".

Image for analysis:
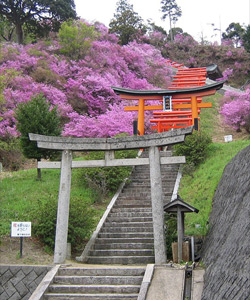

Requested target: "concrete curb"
[
  {"left": 76, "top": 179, "right": 128, "bottom": 262},
  {"left": 29, "top": 264, "right": 60, "bottom": 300},
  {"left": 137, "top": 264, "right": 155, "bottom": 300}
]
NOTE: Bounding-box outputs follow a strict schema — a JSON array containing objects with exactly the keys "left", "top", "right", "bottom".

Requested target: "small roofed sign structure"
[
  {"left": 113, "top": 80, "right": 225, "bottom": 134},
  {"left": 29, "top": 127, "right": 193, "bottom": 264},
  {"left": 164, "top": 195, "right": 199, "bottom": 263}
]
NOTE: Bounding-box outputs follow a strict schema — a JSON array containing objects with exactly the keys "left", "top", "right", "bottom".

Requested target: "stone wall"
[
  {"left": 0, "top": 265, "right": 51, "bottom": 300},
  {"left": 201, "top": 145, "right": 250, "bottom": 299}
]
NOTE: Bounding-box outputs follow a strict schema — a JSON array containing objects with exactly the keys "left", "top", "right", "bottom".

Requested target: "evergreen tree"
[
  {"left": 161, "top": 0, "right": 182, "bottom": 42},
  {"left": 109, "top": 0, "right": 147, "bottom": 45},
  {"left": 222, "top": 22, "right": 245, "bottom": 47},
  {"left": 15, "top": 94, "right": 61, "bottom": 179}
]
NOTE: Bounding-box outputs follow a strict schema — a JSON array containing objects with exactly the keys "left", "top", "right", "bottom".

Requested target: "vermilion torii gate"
[
  {"left": 29, "top": 127, "right": 193, "bottom": 264},
  {"left": 112, "top": 81, "right": 225, "bottom": 134}
]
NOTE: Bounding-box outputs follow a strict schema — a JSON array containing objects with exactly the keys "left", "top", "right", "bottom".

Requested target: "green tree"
[
  {"left": 0, "top": 0, "right": 76, "bottom": 44},
  {"left": 109, "top": 0, "right": 147, "bottom": 45},
  {"left": 58, "top": 20, "right": 98, "bottom": 60},
  {"left": 161, "top": 0, "right": 182, "bottom": 42},
  {"left": 242, "top": 25, "right": 250, "bottom": 52},
  {"left": 222, "top": 22, "right": 245, "bottom": 47},
  {"left": 15, "top": 94, "right": 61, "bottom": 179}
]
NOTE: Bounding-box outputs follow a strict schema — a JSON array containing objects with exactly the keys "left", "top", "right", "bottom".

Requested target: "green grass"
[
  {"left": 179, "top": 140, "right": 250, "bottom": 236},
  {"left": 199, "top": 93, "right": 222, "bottom": 135},
  {"left": 0, "top": 168, "right": 107, "bottom": 237}
]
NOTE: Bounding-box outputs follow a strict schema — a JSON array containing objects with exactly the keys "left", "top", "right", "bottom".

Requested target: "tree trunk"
[{"left": 15, "top": 23, "right": 23, "bottom": 44}]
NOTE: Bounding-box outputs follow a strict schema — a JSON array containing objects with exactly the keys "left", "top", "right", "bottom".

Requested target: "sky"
[{"left": 74, "top": 0, "right": 250, "bottom": 43}]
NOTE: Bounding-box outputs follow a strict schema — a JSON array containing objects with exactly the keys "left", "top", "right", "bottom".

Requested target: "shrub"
[
  {"left": 15, "top": 93, "right": 61, "bottom": 178},
  {"left": 32, "top": 196, "right": 96, "bottom": 253},
  {"left": 0, "top": 138, "right": 24, "bottom": 170},
  {"left": 58, "top": 20, "right": 98, "bottom": 60},
  {"left": 173, "top": 131, "right": 212, "bottom": 167},
  {"left": 220, "top": 89, "right": 250, "bottom": 133}
]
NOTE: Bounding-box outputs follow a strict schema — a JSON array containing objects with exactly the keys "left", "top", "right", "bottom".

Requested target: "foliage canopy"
[{"left": 0, "top": 0, "right": 76, "bottom": 44}]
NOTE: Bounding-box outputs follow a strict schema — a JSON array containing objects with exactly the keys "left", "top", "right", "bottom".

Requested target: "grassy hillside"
[
  {"left": 0, "top": 167, "right": 108, "bottom": 249},
  {"left": 180, "top": 140, "right": 250, "bottom": 236}
]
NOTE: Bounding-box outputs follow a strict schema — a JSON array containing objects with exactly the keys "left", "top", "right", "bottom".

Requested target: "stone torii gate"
[{"left": 29, "top": 127, "right": 193, "bottom": 264}]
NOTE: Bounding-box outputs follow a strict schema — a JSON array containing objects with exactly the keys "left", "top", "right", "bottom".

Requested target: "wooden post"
[
  {"left": 54, "top": 150, "right": 72, "bottom": 264},
  {"left": 138, "top": 99, "right": 145, "bottom": 135},
  {"left": 177, "top": 207, "right": 184, "bottom": 263},
  {"left": 191, "top": 96, "right": 199, "bottom": 130},
  {"left": 149, "top": 146, "right": 167, "bottom": 264}
]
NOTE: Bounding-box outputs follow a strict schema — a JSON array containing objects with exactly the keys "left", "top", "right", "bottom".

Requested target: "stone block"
[
  {"left": 21, "top": 266, "right": 33, "bottom": 275},
  {"left": 1, "top": 269, "right": 13, "bottom": 285},
  {"left": 22, "top": 292, "right": 32, "bottom": 300},
  {"left": 10, "top": 269, "right": 25, "bottom": 285},
  {"left": 0, "top": 291, "right": 9, "bottom": 300},
  {"left": 4, "top": 281, "right": 15, "bottom": 297},
  {"left": 22, "top": 270, "right": 37, "bottom": 285},
  {"left": 8, "top": 292, "right": 21, "bottom": 300},
  {"left": 15, "top": 280, "right": 29, "bottom": 297},
  {"left": 0, "top": 265, "right": 9, "bottom": 275}
]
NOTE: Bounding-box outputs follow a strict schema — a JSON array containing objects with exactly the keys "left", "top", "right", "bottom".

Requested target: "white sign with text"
[{"left": 11, "top": 222, "right": 31, "bottom": 237}]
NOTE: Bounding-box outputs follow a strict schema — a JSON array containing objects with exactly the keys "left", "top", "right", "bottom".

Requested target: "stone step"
[
  {"left": 86, "top": 256, "right": 155, "bottom": 264},
  {"left": 106, "top": 214, "right": 152, "bottom": 220},
  {"left": 89, "top": 249, "right": 153, "bottom": 257},
  {"left": 94, "top": 243, "right": 154, "bottom": 250},
  {"left": 104, "top": 222, "right": 153, "bottom": 228},
  {"left": 98, "top": 232, "right": 154, "bottom": 239},
  {"left": 112, "top": 203, "right": 152, "bottom": 209},
  {"left": 106, "top": 216, "right": 153, "bottom": 223},
  {"left": 94, "top": 237, "right": 154, "bottom": 244},
  {"left": 48, "top": 285, "right": 140, "bottom": 294},
  {"left": 54, "top": 275, "right": 143, "bottom": 285},
  {"left": 44, "top": 293, "right": 139, "bottom": 299},
  {"left": 111, "top": 208, "right": 152, "bottom": 213},
  {"left": 58, "top": 267, "right": 145, "bottom": 277},
  {"left": 101, "top": 227, "right": 153, "bottom": 233}
]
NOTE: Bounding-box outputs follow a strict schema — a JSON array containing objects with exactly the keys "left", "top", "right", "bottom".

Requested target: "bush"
[
  {"left": 58, "top": 20, "right": 98, "bottom": 60},
  {"left": 173, "top": 131, "right": 212, "bottom": 167},
  {"left": 78, "top": 149, "right": 138, "bottom": 201},
  {"left": 0, "top": 138, "right": 24, "bottom": 170},
  {"left": 32, "top": 196, "right": 96, "bottom": 253}
]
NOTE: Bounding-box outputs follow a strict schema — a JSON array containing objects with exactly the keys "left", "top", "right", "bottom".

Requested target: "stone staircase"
[
  {"left": 85, "top": 150, "right": 179, "bottom": 265},
  {"left": 43, "top": 150, "right": 180, "bottom": 300},
  {"left": 44, "top": 266, "right": 145, "bottom": 300}
]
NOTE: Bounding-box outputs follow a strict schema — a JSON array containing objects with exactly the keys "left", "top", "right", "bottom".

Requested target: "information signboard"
[{"left": 11, "top": 222, "right": 31, "bottom": 237}]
